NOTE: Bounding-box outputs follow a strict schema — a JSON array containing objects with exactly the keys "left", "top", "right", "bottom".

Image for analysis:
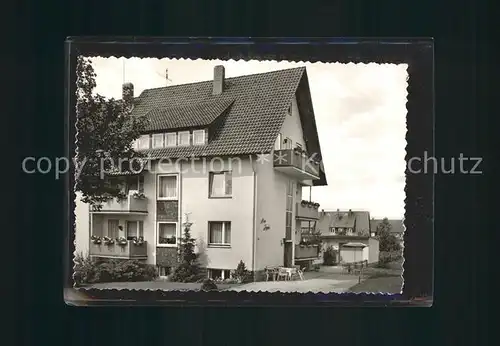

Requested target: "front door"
[{"left": 284, "top": 242, "right": 293, "bottom": 267}]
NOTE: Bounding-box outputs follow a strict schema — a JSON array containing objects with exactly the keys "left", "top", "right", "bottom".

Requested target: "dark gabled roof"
[
  {"left": 317, "top": 210, "right": 371, "bottom": 236},
  {"left": 370, "top": 219, "right": 405, "bottom": 234},
  {"left": 144, "top": 98, "right": 235, "bottom": 132},
  {"left": 128, "top": 66, "right": 326, "bottom": 186}
]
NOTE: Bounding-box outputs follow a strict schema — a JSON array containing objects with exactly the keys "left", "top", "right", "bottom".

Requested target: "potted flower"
[
  {"left": 313, "top": 203, "right": 320, "bottom": 209},
  {"left": 103, "top": 236, "right": 115, "bottom": 246},
  {"left": 307, "top": 201, "right": 313, "bottom": 208},
  {"left": 133, "top": 236, "right": 145, "bottom": 246},
  {"left": 132, "top": 192, "right": 146, "bottom": 200},
  {"left": 301, "top": 200, "right": 308, "bottom": 207},
  {"left": 116, "top": 236, "right": 128, "bottom": 246},
  {"left": 91, "top": 235, "right": 102, "bottom": 244}
]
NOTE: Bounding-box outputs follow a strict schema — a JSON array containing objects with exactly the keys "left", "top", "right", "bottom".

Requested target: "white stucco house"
[{"left": 74, "top": 65, "right": 327, "bottom": 280}]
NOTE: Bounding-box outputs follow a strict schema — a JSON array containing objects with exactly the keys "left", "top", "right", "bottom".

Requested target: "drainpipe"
[
  {"left": 309, "top": 186, "right": 312, "bottom": 202},
  {"left": 251, "top": 157, "right": 258, "bottom": 282}
]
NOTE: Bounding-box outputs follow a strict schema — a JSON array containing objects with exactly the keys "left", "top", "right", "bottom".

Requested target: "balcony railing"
[
  {"left": 296, "top": 201, "right": 320, "bottom": 220},
  {"left": 273, "top": 149, "right": 320, "bottom": 180},
  {"left": 295, "top": 244, "right": 319, "bottom": 260},
  {"left": 89, "top": 240, "right": 148, "bottom": 259},
  {"left": 93, "top": 192, "right": 148, "bottom": 213}
]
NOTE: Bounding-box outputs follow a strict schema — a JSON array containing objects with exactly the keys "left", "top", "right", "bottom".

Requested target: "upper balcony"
[
  {"left": 91, "top": 191, "right": 148, "bottom": 214},
  {"left": 273, "top": 149, "right": 321, "bottom": 181},
  {"left": 89, "top": 239, "right": 148, "bottom": 259},
  {"left": 296, "top": 201, "right": 320, "bottom": 220},
  {"left": 294, "top": 244, "right": 319, "bottom": 260}
]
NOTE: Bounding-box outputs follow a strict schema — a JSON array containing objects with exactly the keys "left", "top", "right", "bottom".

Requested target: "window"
[
  {"left": 329, "top": 227, "right": 336, "bottom": 234},
  {"left": 165, "top": 133, "right": 177, "bottom": 147},
  {"left": 138, "top": 135, "right": 150, "bottom": 150},
  {"left": 152, "top": 133, "right": 164, "bottom": 148},
  {"left": 157, "top": 175, "right": 178, "bottom": 200},
  {"left": 295, "top": 143, "right": 302, "bottom": 150},
  {"left": 107, "top": 219, "right": 119, "bottom": 238},
  {"left": 209, "top": 171, "right": 232, "bottom": 197},
  {"left": 126, "top": 175, "right": 144, "bottom": 193},
  {"left": 283, "top": 137, "right": 292, "bottom": 149},
  {"left": 208, "top": 221, "right": 231, "bottom": 246},
  {"left": 274, "top": 133, "right": 282, "bottom": 151},
  {"left": 347, "top": 228, "right": 353, "bottom": 235},
  {"left": 158, "top": 222, "right": 177, "bottom": 245},
  {"left": 131, "top": 139, "right": 139, "bottom": 150},
  {"left": 126, "top": 221, "right": 144, "bottom": 240},
  {"left": 193, "top": 130, "right": 206, "bottom": 145},
  {"left": 208, "top": 269, "right": 231, "bottom": 280},
  {"left": 178, "top": 131, "right": 190, "bottom": 146}
]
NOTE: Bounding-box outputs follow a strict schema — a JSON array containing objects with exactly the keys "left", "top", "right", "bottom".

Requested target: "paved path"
[{"left": 226, "top": 278, "right": 359, "bottom": 293}]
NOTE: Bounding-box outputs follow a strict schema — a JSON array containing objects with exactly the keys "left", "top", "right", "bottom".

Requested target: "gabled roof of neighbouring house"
[
  {"left": 370, "top": 219, "right": 405, "bottom": 234},
  {"left": 316, "top": 210, "right": 371, "bottom": 236},
  {"left": 128, "top": 66, "right": 326, "bottom": 185}
]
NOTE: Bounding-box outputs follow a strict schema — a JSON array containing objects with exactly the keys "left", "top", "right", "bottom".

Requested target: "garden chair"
[
  {"left": 277, "top": 267, "right": 290, "bottom": 281},
  {"left": 297, "top": 267, "right": 305, "bottom": 280},
  {"left": 265, "top": 266, "right": 278, "bottom": 281}
]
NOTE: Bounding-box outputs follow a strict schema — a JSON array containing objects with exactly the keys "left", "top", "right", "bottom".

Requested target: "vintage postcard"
[{"left": 66, "top": 39, "right": 433, "bottom": 305}]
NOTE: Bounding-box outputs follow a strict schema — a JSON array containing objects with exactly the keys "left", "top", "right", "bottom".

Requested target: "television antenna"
[{"left": 155, "top": 68, "right": 172, "bottom": 86}]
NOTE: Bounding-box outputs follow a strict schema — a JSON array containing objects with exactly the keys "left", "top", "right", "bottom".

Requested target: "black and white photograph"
[{"left": 71, "top": 51, "right": 414, "bottom": 298}]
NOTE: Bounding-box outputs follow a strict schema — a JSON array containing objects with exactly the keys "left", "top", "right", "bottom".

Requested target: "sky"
[{"left": 89, "top": 57, "right": 408, "bottom": 219}]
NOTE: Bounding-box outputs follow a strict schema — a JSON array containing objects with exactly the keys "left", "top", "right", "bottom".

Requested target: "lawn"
[{"left": 347, "top": 259, "right": 403, "bottom": 294}]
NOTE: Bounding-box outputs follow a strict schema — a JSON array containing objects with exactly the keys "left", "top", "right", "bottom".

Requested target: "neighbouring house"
[
  {"left": 313, "top": 210, "right": 380, "bottom": 264},
  {"left": 370, "top": 218, "right": 405, "bottom": 245},
  {"left": 74, "top": 65, "right": 327, "bottom": 280}
]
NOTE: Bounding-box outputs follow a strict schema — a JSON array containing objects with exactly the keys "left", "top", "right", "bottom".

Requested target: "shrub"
[
  {"left": 73, "top": 252, "right": 99, "bottom": 286},
  {"left": 233, "top": 260, "right": 253, "bottom": 283},
  {"left": 200, "top": 279, "right": 218, "bottom": 291},
  {"left": 73, "top": 253, "right": 158, "bottom": 286},
  {"left": 323, "top": 246, "right": 337, "bottom": 266}
]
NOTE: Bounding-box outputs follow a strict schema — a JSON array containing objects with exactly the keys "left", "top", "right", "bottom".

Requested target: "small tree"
[
  {"left": 377, "top": 218, "right": 401, "bottom": 252},
  {"left": 323, "top": 246, "right": 337, "bottom": 266},
  {"left": 170, "top": 221, "right": 204, "bottom": 283},
  {"left": 234, "top": 260, "right": 251, "bottom": 283}
]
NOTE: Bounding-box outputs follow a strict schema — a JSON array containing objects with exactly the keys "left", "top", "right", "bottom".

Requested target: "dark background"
[{"left": 8, "top": 0, "right": 489, "bottom": 345}]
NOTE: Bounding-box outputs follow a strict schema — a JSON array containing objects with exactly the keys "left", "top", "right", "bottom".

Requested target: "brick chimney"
[
  {"left": 122, "top": 82, "right": 134, "bottom": 103},
  {"left": 213, "top": 65, "right": 225, "bottom": 95}
]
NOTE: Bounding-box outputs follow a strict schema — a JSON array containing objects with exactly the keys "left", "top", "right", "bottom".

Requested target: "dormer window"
[
  {"left": 178, "top": 131, "right": 190, "bottom": 146},
  {"left": 165, "top": 133, "right": 177, "bottom": 147},
  {"left": 193, "top": 129, "right": 206, "bottom": 145},
  {"left": 288, "top": 104, "right": 292, "bottom": 115},
  {"left": 152, "top": 133, "right": 164, "bottom": 149},
  {"left": 138, "top": 135, "right": 150, "bottom": 150}
]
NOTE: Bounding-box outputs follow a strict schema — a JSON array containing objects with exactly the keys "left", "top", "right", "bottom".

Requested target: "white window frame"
[
  {"left": 165, "top": 132, "right": 177, "bottom": 147},
  {"left": 274, "top": 133, "right": 282, "bottom": 151},
  {"left": 152, "top": 133, "right": 164, "bottom": 148},
  {"left": 209, "top": 171, "right": 232, "bottom": 198},
  {"left": 283, "top": 137, "right": 292, "bottom": 149},
  {"left": 178, "top": 131, "right": 190, "bottom": 146},
  {"left": 138, "top": 135, "right": 150, "bottom": 150},
  {"left": 208, "top": 221, "right": 231, "bottom": 247},
  {"left": 157, "top": 174, "right": 179, "bottom": 201},
  {"left": 192, "top": 129, "right": 206, "bottom": 145},
  {"left": 126, "top": 220, "right": 144, "bottom": 240},
  {"left": 208, "top": 269, "right": 232, "bottom": 280},
  {"left": 157, "top": 221, "right": 178, "bottom": 247}
]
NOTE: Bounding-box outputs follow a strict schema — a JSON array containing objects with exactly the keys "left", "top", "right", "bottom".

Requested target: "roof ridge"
[{"left": 139, "top": 66, "right": 306, "bottom": 96}]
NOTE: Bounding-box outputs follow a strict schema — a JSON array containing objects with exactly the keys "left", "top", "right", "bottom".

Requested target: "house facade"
[
  {"left": 314, "top": 210, "right": 379, "bottom": 264},
  {"left": 74, "top": 65, "right": 327, "bottom": 279}
]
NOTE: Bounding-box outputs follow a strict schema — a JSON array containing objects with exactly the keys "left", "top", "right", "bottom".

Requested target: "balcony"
[
  {"left": 295, "top": 244, "right": 319, "bottom": 260},
  {"left": 273, "top": 149, "right": 320, "bottom": 181},
  {"left": 296, "top": 201, "right": 320, "bottom": 220},
  {"left": 92, "top": 191, "right": 148, "bottom": 214},
  {"left": 89, "top": 240, "right": 148, "bottom": 259}
]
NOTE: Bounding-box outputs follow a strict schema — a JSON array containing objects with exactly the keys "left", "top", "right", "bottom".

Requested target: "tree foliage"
[
  {"left": 376, "top": 218, "right": 401, "bottom": 252},
  {"left": 170, "top": 221, "right": 204, "bottom": 283},
  {"left": 75, "top": 56, "right": 147, "bottom": 208}
]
